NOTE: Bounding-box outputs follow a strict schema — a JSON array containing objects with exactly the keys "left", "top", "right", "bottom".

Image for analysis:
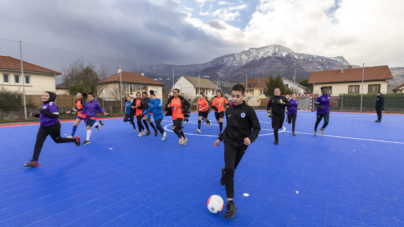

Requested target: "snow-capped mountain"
[{"left": 145, "top": 44, "right": 350, "bottom": 82}]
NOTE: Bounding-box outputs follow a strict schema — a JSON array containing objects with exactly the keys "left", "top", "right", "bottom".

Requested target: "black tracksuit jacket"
[
  {"left": 218, "top": 101, "right": 261, "bottom": 147},
  {"left": 267, "top": 96, "right": 290, "bottom": 115}
]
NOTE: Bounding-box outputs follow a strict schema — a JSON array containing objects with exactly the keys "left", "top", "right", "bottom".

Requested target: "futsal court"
[{"left": 0, "top": 111, "right": 403, "bottom": 226}]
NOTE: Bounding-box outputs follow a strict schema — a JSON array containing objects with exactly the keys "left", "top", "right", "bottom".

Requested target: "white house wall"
[{"left": 0, "top": 71, "right": 56, "bottom": 95}]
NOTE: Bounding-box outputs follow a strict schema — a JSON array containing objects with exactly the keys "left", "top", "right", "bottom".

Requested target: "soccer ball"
[{"left": 207, "top": 195, "right": 224, "bottom": 214}]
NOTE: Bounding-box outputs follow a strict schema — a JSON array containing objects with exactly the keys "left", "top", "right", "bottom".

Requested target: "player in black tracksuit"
[
  {"left": 375, "top": 92, "right": 384, "bottom": 123},
  {"left": 214, "top": 84, "right": 261, "bottom": 219},
  {"left": 267, "top": 88, "right": 290, "bottom": 145}
]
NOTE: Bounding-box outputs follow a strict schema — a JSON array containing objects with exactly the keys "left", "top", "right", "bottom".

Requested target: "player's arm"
[
  {"left": 314, "top": 97, "right": 322, "bottom": 108},
  {"left": 267, "top": 98, "right": 272, "bottom": 117},
  {"left": 247, "top": 109, "right": 261, "bottom": 144}
]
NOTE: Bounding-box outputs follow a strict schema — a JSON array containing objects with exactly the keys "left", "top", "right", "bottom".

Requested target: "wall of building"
[
  {"left": 0, "top": 71, "right": 57, "bottom": 95},
  {"left": 98, "top": 83, "right": 164, "bottom": 100},
  {"left": 283, "top": 80, "right": 306, "bottom": 94},
  {"left": 313, "top": 80, "right": 389, "bottom": 95},
  {"left": 56, "top": 88, "right": 69, "bottom": 95}
]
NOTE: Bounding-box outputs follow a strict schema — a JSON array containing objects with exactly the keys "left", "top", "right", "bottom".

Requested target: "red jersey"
[
  {"left": 171, "top": 98, "right": 184, "bottom": 120},
  {"left": 76, "top": 99, "right": 86, "bottom": 118},
  {"left": 212, "top": 97, "right": 228, "bottom": 112},
  {"left": 135, "top": 99, "right": 143, "bottom": 116},
  {"left": 197, "top": 98, "right": 209, "bottom": 112}
]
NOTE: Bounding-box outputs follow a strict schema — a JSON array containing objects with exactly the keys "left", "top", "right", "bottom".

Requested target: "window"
[
  {"left": 3, "top": 74, "right": 9, "bottom": 83},
  {"left": 348, "top": 85, "right": 359, "bottom": 93},
  {"left": 258, "top": 80, "right": 261, "bottom": 83},
  {"left": 153, "top": 87, "right": 158, "bottom": 94},
  {"left": 260, "top": 90, "right": 264, "bottom": 95},
  {"left": 368, "top": 84, "right": 380, "bottom": 93},
  {"left": 285, "top": 84, "right": 289, "bottom": 88},
  {"left": 322, "top": 86, "right": 332, "bottom": 94},
  {"left": 15, "top": 75, "right": 20, "bottom": 84},
  {"left": 25, "top": 75, "right": 30, "bottom": 84},
  {"left": 130, "top": 84, "right": 133, "bottom": 93}
]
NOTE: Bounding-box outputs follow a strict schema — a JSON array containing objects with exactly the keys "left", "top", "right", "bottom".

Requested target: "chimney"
[
  {"left": 340, "top": 65, "right": 344, "bottom": 73},
  {"left": 141, "top": 72, "right": 144, "bottom": 76},
  {"left": 348, "top": 65, "right": 352, "bottom": 69}
]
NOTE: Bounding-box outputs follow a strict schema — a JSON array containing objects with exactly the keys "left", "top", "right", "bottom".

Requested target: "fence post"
[{"left": 341, "top": 94, "right": 343, "bottom": 111}]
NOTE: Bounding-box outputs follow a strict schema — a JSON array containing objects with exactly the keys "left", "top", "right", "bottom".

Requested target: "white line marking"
[{"left": 287, "top": 131, "right": 404, "bottom": 145}]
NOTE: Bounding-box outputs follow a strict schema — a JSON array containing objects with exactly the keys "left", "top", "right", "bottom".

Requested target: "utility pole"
[{"left": 19, "top": 41, "right": 27, "bottom": 120}]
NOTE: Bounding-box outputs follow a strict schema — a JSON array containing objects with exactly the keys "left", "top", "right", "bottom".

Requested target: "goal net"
[{"left": 285, "top": 94, "right": 312, "bottom": 112}]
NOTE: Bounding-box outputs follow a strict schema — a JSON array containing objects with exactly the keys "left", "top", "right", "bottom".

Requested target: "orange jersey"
[
  {"left": 212, "top": 97, "right": 228, "bottom": 112},
  {"left": 171, "top": 98, "right": 184, "bottom": 120},
  {"left": 76, "top": 100, "right": 86, "bottom": 118},
  {"left": 197, "top": 99, "right": 209, "bottom": 112},
  {"left": 135, "top": 99, "right": 143, "bottom": 116}
]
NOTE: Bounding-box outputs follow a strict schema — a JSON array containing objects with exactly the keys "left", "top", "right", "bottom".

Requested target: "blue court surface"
[{"left": 1, "top": 111, "right": 404, "bottom": 227}]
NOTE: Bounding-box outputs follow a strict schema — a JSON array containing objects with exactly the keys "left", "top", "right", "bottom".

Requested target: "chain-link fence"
[{"left": 332, "top": 93, "right": 404, "bottom": 113}]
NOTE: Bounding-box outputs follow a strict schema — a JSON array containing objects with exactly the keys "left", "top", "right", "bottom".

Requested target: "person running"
[
  {"left": 66, "top": 92, "right": 87, "bottom": 138},
  {"left": 214, "top": 84, "right": 261, "bottom": 219},
  {"left": 212, "top": 90, "right": 229, "bottom": 135},
  {"left": 375, "top": 92, "right": 384, "bottom": 123},
  {"left": 124, "top": 96, "right": 137, "bottom": 131},
  {"left": 131, "top": 92, "right": 146, "bottom": 137},
  {"left": 267, "top": 88, "right": 290, "bottom": 145},
  {"left": 314, "top": 87, "right": 331, "bottom": 135},
  {"left": 143, "top": 90, "right": 167, "bottom": 141},
  {"left": 286, "top": 94, "right": 298, "bottom": 136},
  {"left": 137, "top": 92, "right": 158, "bottom": 137},
  {"left": 197, "top": 93, "right": 211, "bottom": 133},
  {"left": 24, "top": 92, "right": 80, "bottom": 167},
  {"left": 165, "top": 89, "right": 190, "bottom": 145},
  {"left": 80, "top": 92, "right": 110, "bottom": 145}
]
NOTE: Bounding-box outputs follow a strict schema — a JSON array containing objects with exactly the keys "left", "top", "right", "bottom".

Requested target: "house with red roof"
[
  {"left": 98, "top": 71, "right": 165, "bottom": 100},
  {"left": 308, "top": 65, "right": 393, "bottom": 95},
  {"left": 0, "top": 55, "right": 61, "bottom": 95}
]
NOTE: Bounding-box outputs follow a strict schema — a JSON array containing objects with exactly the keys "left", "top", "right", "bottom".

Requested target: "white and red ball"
[{"left": 207, "top": 195, "right": 224, "bottom": 214}]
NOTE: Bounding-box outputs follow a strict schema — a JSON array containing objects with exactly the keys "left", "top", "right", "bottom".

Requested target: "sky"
[{"left": 0, "top": 0, "right": 404, "bottom": 67}]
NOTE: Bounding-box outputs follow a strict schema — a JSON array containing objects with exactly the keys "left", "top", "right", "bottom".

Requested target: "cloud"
[
  {"left": 244, "top": 0, "right": 404, "bottom": 66},
  {"left": 199, "top": 10, "right": 210, "bottom": 16},
  {"left": 218, "top": 1, "right": 230, "bottom": 5},
  {"left": 196, "top": 0, "right": 215, "bottom": 7},
  {"left": 184, "top": 6, "right": 193, "bottom": 11},
  {"left": 210, "top": 3, "right": 247, "bottom": 21}
]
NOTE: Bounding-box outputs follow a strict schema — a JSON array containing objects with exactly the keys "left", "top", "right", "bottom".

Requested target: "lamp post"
[{"left": 118, "top": 60, "right": 122, "bottom": 113}]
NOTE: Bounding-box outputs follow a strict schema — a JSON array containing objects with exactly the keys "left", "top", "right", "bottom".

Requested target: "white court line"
[
  {"left": 163, "top": 123, "right": 285, "bottom": 137},
  {"left": 287, "top": 131, "right": 404, "bottom": 145}
]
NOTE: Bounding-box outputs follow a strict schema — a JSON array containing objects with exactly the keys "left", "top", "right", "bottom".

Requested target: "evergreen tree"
[{"left": 264, "top": 74, "right": 292, "bottom": 97}]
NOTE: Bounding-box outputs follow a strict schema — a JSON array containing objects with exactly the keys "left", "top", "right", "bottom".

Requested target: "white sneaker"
[
  {"left": 161, "top": 132, "right": 166, "bottom": 141},
  {"left": 182, "top": 138, "right": 188, "bottom": 145},
  {"left": 179, "top": 138, "right": 183, "bottom": 145},
  {"left": 208, "top": 121, "right": 211, "bottom": 127},
  {"left": 320, "top": 128, "right": 324, "bottom": 136},
  {"left": 66, "top": 135, "right": 73, "bottom": 138},
  {"left": 197, "top": 129, "right": 201, "bottom": 133},
  {"left": 314, "top": 130, "right": 317, "bottom": 136},
  {"left": 138, "top": 131, "right": 143, "bottom": 137},
  {"left": 97, "top": 125, "right": 101, "bottom": 131}
]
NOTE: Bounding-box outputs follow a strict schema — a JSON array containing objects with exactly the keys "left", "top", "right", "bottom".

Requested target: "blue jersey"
[
  {"left": 125, "top": 101, "right": 132, "bottom": 114},
  {"left": 316, "top": 94, "right": 331, "bottom": 114},
  {"left": 143, "top": 98, "right": 164, "bottom": 121}
]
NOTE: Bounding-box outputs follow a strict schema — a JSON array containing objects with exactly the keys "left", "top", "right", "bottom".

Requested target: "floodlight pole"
[
  {"left": 360, "top": 63, "right": 364, "bottom": 112},
  {"left": 19, "top": 41, "right": 27, "bottom": 120},
  {"left": 119, "top": 59, "right": 122, "bottom": 113}
]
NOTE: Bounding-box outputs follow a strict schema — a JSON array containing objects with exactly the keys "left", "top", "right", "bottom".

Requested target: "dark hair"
[
  {"left": 377, "top": 92, "right": 382, "bottom": 94},
  {"left": 200, "top": 92, "right": 204, "bottom": 95},
  {"left": 142, "top": 92, "right": 148, "bottom": 96},
  {"left": 150, "top": 90, "right": 155, "bottom": 96},
  {"left": 232, "top": 84, "right": 245, "bottom": 95},
  {"left": 173, "top": 89, "right": 180, "bottom": 93},
  {"left": 136, "top": 92, "right": 141, "bottom": 95},
  {"left": 321, "top": 87, "right": 327, "bottom": 90},
  {"left": 216, "top": 90, "right": 222, "bottom": 96},
  {"left": 88, "top": 92, "right": 95, "bottom": 97},
  {"left": 78, "top": 92, "right": 87, "bottom": 100}
]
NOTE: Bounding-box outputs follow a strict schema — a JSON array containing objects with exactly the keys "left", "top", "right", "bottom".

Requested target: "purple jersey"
[
  {"left": 287, "top": 99, "right": 299, "bottom": 115},
  {"left": 82, "top": 100, "right": 105, "bottom": 118},
  {"left": 316, "top": 94, "right": 331, "bottom": 114},
  {"left": 39, "top": 102, "right": 60, "bottom": 127}
]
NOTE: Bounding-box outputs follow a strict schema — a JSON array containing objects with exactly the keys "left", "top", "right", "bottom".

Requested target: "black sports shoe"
[
  {"left": 155, "top": 130, "right": 158, "bottom": 136},
  {"left": 82, "top": 140, "right": 91, "bottom": 145},
  {"left": 99, "top": 120, "right": 104, "bottom": 126},
  {"left": 24, "top": 160, "right": 39, "bottom": 167},
  {"left": 146, "top": 131, "right": 152, "bottom": 136},
  {"left": 274, "top": 141, "right": 279, "bottom": 145},
  {"left": 225, "top": 201, "right": 237, "bottom": 219},
  {"left": 375, "top": 120, "right": 381, "bottom": 123},
  {"left": 220, "top": 167, "right": 225, "bottom": 186},
  {"left": 75, "top": 136, "right": 80, "bottom": 146}
]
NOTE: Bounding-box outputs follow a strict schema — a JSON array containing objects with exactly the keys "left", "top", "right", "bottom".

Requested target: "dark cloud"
[
  {"left": 0, "top": 0, "right": 238, "bottom": 65},
  {"left": 207, "top": 20, "right": 227, "bottom": 30}
]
